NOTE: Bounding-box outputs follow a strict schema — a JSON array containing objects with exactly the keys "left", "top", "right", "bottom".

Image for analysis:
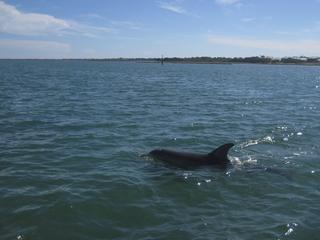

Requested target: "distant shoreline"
[
  {"left": 87, "top": 56, "right": 320, "bottom": 66},
  {"left": 1, "top": 57, "right": 320, "bottom": 66}
]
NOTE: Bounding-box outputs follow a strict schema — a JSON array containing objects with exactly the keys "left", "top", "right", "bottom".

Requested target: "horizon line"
[{"left": 1, "top": 55, "right": 320, "bottom": 60}]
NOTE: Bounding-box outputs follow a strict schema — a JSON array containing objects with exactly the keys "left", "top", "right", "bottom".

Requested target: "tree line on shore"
[{"left": 89, "top": 56, "right": 320, "bottom": 65}]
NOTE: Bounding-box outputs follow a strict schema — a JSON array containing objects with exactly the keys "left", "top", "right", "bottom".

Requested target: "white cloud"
[
  {"left": 273, "top": 22, "right": 320, "bottom": 36},
  {"left": 273, "top": 31, "right": 293, "bottom": 35},
  {"left": 158, "top": 1, "right": 187, "bottom": 14},
  {"left": 0, "top": 39, "right": 70, "bottom": 58},
  {"left": 0, "top": 1, "right": 70, "bottom": 35},
  {"left": 0, "top": 1, "right": 113, "bottom": 37},
  {"left": 302, "top": 21, "right": 320, "bottom": 33},
  {"left": 83, "top": 13, "right": 107, "bottom": 20},
  {"left": 241, "top": 17, "right": 255, "bottom": 22},
  {"left": 111, "top": 21, "right": 142, "bottom": 30},
  {"left": 215, "top": 0, "right": 241, "bottom": 5},
  {"left": 68, "top": 21, "right": 113, "bottom": 38},
  {"left": 207, "top": 35, "right": 320, "bottom": 55},
  {"left": 0, "top": 39, "right": 70, "bottom": 50}
]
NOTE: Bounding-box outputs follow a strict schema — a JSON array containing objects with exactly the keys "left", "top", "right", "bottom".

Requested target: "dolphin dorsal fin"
[{"left": 208, "top": 143, "right": 234, "bottom": 162}]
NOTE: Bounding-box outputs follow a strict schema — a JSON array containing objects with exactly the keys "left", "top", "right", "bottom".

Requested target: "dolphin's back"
[
  {"left": 150, "top": 149, "right": 208, "bottom": 167},
  {"left": 149, "top": 143, "right": 234, "bottom": 168},
  {"left": 207, "top": 143, "right": 234, "bottom": 165}
]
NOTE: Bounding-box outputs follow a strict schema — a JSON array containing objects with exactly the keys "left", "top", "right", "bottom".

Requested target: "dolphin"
[{"left": 149, "top": 143, "right": 234, "bottom": 168}]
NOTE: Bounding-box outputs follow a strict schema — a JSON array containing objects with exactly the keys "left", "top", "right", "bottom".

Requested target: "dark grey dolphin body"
[{"left": 149, "top": 143, "right": 234, "bottom": 168}]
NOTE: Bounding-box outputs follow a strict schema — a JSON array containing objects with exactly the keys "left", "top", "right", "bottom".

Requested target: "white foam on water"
[
  {"left": 243, "top": 156, "right": 258, "bottom": 164},
  {"left": 279, "top": 126, "right": 288, "bottom": 130},
  {"left": 230, "top": 156, "right": 242, "bottom": 165},
  {"left": 263, "top": 136, "right": 274, "bottom": 142},
  {"left": 182, "top": 172, "right": 192, "bottom": 180},
  {"left": 240, "top": 135, "right": 275, "bottom": 148},
  {"left": 230, "top": 155, "right": 257, "bottom": 168},
  {"left": 285, "top": 228, "right": 293, "bottom": 236},
  {"left": 241, "top": 140, "right": 259, "bottom": 148},
  {"left": 285, "top": 223, "right": 298, "bottom": 236}
]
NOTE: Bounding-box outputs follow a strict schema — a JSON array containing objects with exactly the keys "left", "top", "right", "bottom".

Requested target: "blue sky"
[{"left": 1, "top": 0, "right": 320, "bottom": 58}]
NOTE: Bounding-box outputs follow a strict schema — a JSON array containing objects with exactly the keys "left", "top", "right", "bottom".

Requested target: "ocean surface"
[{"left": 0, "top": 60, "right": 319, "bottom": 240}]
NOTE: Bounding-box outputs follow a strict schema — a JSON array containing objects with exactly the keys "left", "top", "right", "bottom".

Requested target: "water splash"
[
  {"left": 272, "top": 125, "right": 306, "bottom": 143},
  {"left": 242, "top": 156, "right": 258, "bottom": 164},
  {"left": 284, "top": 222, "right": 298, "bottom": 236},
  {"left": 230, "top": 155, "right": 258, "bottom": 168},
  {"left": 239, "top": 135, "right": 274, "bottom": 148},
  {"left": 182, "top": 172, "right": 192, "bottom": 180}
]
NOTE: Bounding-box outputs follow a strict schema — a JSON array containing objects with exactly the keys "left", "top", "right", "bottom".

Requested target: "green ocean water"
[{"left": 0, "top": 60, "right": 319, "bottom": 240}]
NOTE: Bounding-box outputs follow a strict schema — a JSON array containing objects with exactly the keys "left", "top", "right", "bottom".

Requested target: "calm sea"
[{"left": 0, "top": 60, "right": 319, "bottom": 240}]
